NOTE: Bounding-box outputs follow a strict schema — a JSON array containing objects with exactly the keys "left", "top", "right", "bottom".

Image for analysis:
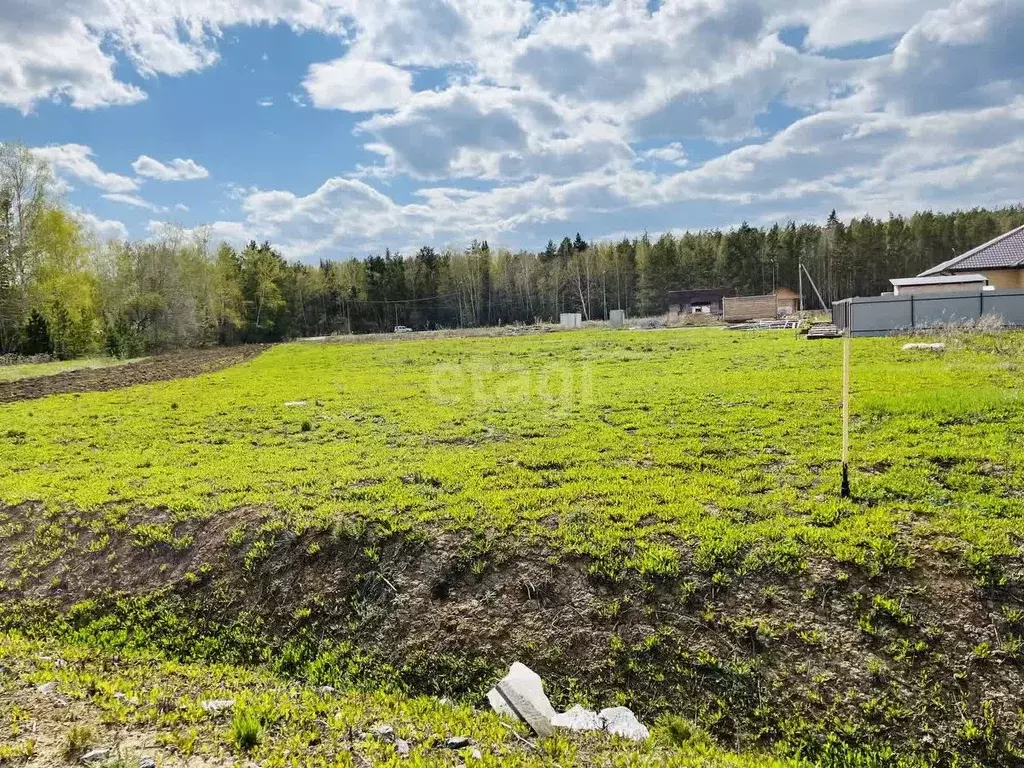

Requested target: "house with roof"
[
  {"left": 666, "top": 287, "right": 736, "bottom": 316},
  {"left": 918, "top": 224, "right": 1024, "bottom": 289}
]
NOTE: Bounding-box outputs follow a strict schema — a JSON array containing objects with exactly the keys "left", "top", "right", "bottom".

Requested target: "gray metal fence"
[{"left": 832, "top": 289, "right": 1024, "bottom": 337}]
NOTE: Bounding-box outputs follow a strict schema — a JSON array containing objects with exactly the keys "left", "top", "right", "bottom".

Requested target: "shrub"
[
  {"left": 20, "top": 310, "right": 51, "bottom": 356},
  {"left": 229, "top": 707, "right": 263, "bottom": 753},
  {"left": 62, "top": 724, "right": 94, "bottom": 759},
  {"left": 104, "top": 317, "right": 146, "bottom": 359}
]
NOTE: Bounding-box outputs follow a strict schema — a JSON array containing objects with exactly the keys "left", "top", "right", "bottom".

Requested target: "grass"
[
  {"left": 0, "top": 634, "right": 800, "bottom": 767},
  {"left": 0, "top": 328, "right": 1020, "bottom": 579},
  {"left": 0, "top": 355, "right": 143, "bottom": 382},
  {"left": 1, "top": 328, "right": 1023, "bottom": 765}
]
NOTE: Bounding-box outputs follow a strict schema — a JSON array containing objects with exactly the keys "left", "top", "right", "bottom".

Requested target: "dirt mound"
[
  {"left": 1, "top": 503, "right": 1022, "bottom": 766},
  {"left": 0, "top": 346, "right": 267, "bottom": 403}
]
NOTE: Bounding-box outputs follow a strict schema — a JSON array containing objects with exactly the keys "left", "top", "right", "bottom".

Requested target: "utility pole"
[
  {"left": 841, "top": 330, "right": 851, "bottom": 499},
  {"left": 798, "top": 258, "right": 804, "bottom": 313}
]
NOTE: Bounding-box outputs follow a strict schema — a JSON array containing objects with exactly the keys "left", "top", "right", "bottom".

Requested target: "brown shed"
[
  {"left": 775, "top": 287, "right": 800, "bottom": 315},
  {"left": 723, "top": 288, "right": 800, "bottom": 322}
]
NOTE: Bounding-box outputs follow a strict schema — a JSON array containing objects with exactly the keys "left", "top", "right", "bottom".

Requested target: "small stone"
[
  {"left": 284, "top": 401, "right": 308, "bottom": 407},
  {"left": 316, "top": 685, "right": 336, "bottom": 695},
  {"left": 552, "top": 705, "right": 603, "bottom": 732},
  {"left": 444, "top": 736, "right": 472, "bottom": 750},
  {"left": 395, "top": 739, "right": 410, "bottom": 758},
  {"left": 139, "top": 758, "right": 157, "bottom": 768},
  {"left": 37, "top": 681, "right": 59, "bottom": 695},
  {"left": 82, "top": 748, "right": 110, "bottom": 764},
  {"left": 369, "top": 724, "right": 395, "bottom": 743},
  {"left": 471, "top": 748, "right": 483, "bottom": 760},
  {"left": 200, "top": 698, "right": 235, "bottom": 713},
  {"left": 599, "top": 707, "right": 650, "bottom": 741}
]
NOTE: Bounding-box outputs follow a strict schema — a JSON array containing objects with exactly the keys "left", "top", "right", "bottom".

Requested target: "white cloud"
[
  {"left": 303, "top": 57, "right": 413, "bottom": 112},
  {"left": 641, "top": 143, "right": 688, "bottom": 166},
  {"left": 31, "top": 144, "right": 138, "bottom": 193},
  {"left": 16, "top": 0, "right": 1024, "bottom": 259},
  {"left": 132, "top": 155, "right": 210, "bottom": 181},
  {"left": 76, "top": 210, "right": 129, "bottom": 241},
  {"left": 174, "top": 203, "right": 190, "bottom": 212},
  {"left": 0, "top": 0, "right": 344, "bottom": 112},
  {"left": 103, "top": 193, "right": 167, "bottom": 212},
  {"left": 778, "top": 0, "right": 943, "bottom": 50},
  {"left": 864, "top": 0, "right": 1024, "bottom": 114},
  {"left": 184, "top": 94, "right": 1024, "bottom": 260},
  {"left": 357, "top": 85, "right": 634, "bottom": 180},
  {"left": 0, "top": 14, "right": 146, "bottom": 113},
  {"left": 257, "top": 97, "right": 274, "bottom": 107}
]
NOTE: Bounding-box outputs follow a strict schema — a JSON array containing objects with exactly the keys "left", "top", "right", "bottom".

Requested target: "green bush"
[
  {"left": 19, "top": 310, "right": 51, "bottom": 356},
  {"left": 104, "top": 317, "right": 146, "bottom": 359},
  {"left": 229, "top": 707, "right": 263, "bottom": 753}
]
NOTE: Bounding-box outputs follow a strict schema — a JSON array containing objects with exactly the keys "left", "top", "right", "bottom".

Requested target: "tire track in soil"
[{"left": 0, "top": 345, "right": 269, "bottom": 404}]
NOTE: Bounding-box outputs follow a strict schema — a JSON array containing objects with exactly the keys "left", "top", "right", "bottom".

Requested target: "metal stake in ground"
[{"left": 841, "top": 330, "right": 851, "bottom": 499}]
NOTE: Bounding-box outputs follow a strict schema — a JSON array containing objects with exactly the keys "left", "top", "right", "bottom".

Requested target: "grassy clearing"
[
  {"left": 0, "top": 328, "right": 1021, "bottom": 579},
  {"left": 0, "top": 356, "right": 142, "bottom": 382},
  {"left": 0, "top": 634, "right": 799, "bottom": 767},
  {"left": 1, "top": 328, "right": 1023, "bottom": 765}
]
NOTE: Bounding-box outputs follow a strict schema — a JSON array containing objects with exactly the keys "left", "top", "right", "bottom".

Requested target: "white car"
[{"left": 394, "top": 325, "right": 413, "bottom": 334}]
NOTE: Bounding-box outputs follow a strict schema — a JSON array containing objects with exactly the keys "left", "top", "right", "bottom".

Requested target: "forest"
[{"left": 2, "top": 141, "right": 1023, "bottom": 358}]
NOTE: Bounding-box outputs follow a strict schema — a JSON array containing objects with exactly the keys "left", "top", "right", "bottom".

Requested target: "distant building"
[
  {"left": 666, "top": 288, "right": 735, "bottom": 316},
  {"left": 723, "top": 289, "right": 800, "bottom": 322},
  {"left": 889, "top": 274, "right": 989, "bottom": 296},
  {"left": 775, "top": 287, "right": 800, "bottom": 315},
  {"left": 918, "top": 224, "right": 1024, "bottom": 288}
]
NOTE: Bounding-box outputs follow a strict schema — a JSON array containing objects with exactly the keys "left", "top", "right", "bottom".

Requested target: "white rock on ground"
[
  {"left": 395, "top": 738, "right": 410, "bottom": 758},
  {"left": 551, "top": 705, "right": 603, "bottom": 732},
  {"left": 81, "top": 748, "right": 110, "bottom": 764},
  {"left": 200, "top": 699, "right": 235, "bottom": 713},
  {"left": 599, "top": 707, "right": 650, "bottom": 741},
  {"left": 36, "top": 681, "right": 58, "bottom": 695},
  {"left": 487, "top": 662, "right": 556, "bottom": 737}
]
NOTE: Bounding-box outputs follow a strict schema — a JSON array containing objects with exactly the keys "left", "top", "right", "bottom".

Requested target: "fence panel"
[
  {"left": 912, "top": 294, "right": 983, "bottom": 327},
  {"left": 984, "top": 294, "right": 1024, "bottom": 325},
  {"left": 834, "top": 289, "right": 1024, "bottom": 336}
]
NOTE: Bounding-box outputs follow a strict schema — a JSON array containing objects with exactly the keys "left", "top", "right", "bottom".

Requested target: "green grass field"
[
  {"left": 1, "top": 329, "right": 1021, "bottom": 576},
  {"left": 1, "top": 328, "right": 1022, "bottom": 766}
]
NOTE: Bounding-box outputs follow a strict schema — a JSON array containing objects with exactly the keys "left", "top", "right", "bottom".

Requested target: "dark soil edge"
[
  {"left": 0, "top": 345, "right": 269, "bottom": 403},
  {"left": 1, "top": 503, "right": 1023, "bottom": 766}
]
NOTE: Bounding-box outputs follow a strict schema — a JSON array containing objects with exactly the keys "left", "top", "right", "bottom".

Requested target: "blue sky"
[{"left": 2, "top": 0, "right": 1022, "bottom": 261}]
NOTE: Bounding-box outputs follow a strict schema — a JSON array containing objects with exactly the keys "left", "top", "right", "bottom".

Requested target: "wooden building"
[
  {"left": 723, "top": 288, "right": 800, "bottom": 322},
  {"left": 666, "top": 288, "right": 735, "bottom": 316}
]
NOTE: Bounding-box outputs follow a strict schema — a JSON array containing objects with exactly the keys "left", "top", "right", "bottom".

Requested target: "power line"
[{"left": 341, "top": 291, "right": 462, "bottom": 306}]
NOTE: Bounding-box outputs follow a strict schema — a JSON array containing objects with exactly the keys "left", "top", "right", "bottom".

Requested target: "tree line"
[{"left": 2, "top": 141, "right": 1023, "bottom": 359}]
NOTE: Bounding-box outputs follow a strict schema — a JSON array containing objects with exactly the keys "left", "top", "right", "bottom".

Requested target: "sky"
[{"left": 2, "top": 0, "right": 1023, "bottom": 262}]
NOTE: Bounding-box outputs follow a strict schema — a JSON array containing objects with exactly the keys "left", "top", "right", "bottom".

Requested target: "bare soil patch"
[{"left": 0, "top": 346, "right": 267, "bottom": 403}]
